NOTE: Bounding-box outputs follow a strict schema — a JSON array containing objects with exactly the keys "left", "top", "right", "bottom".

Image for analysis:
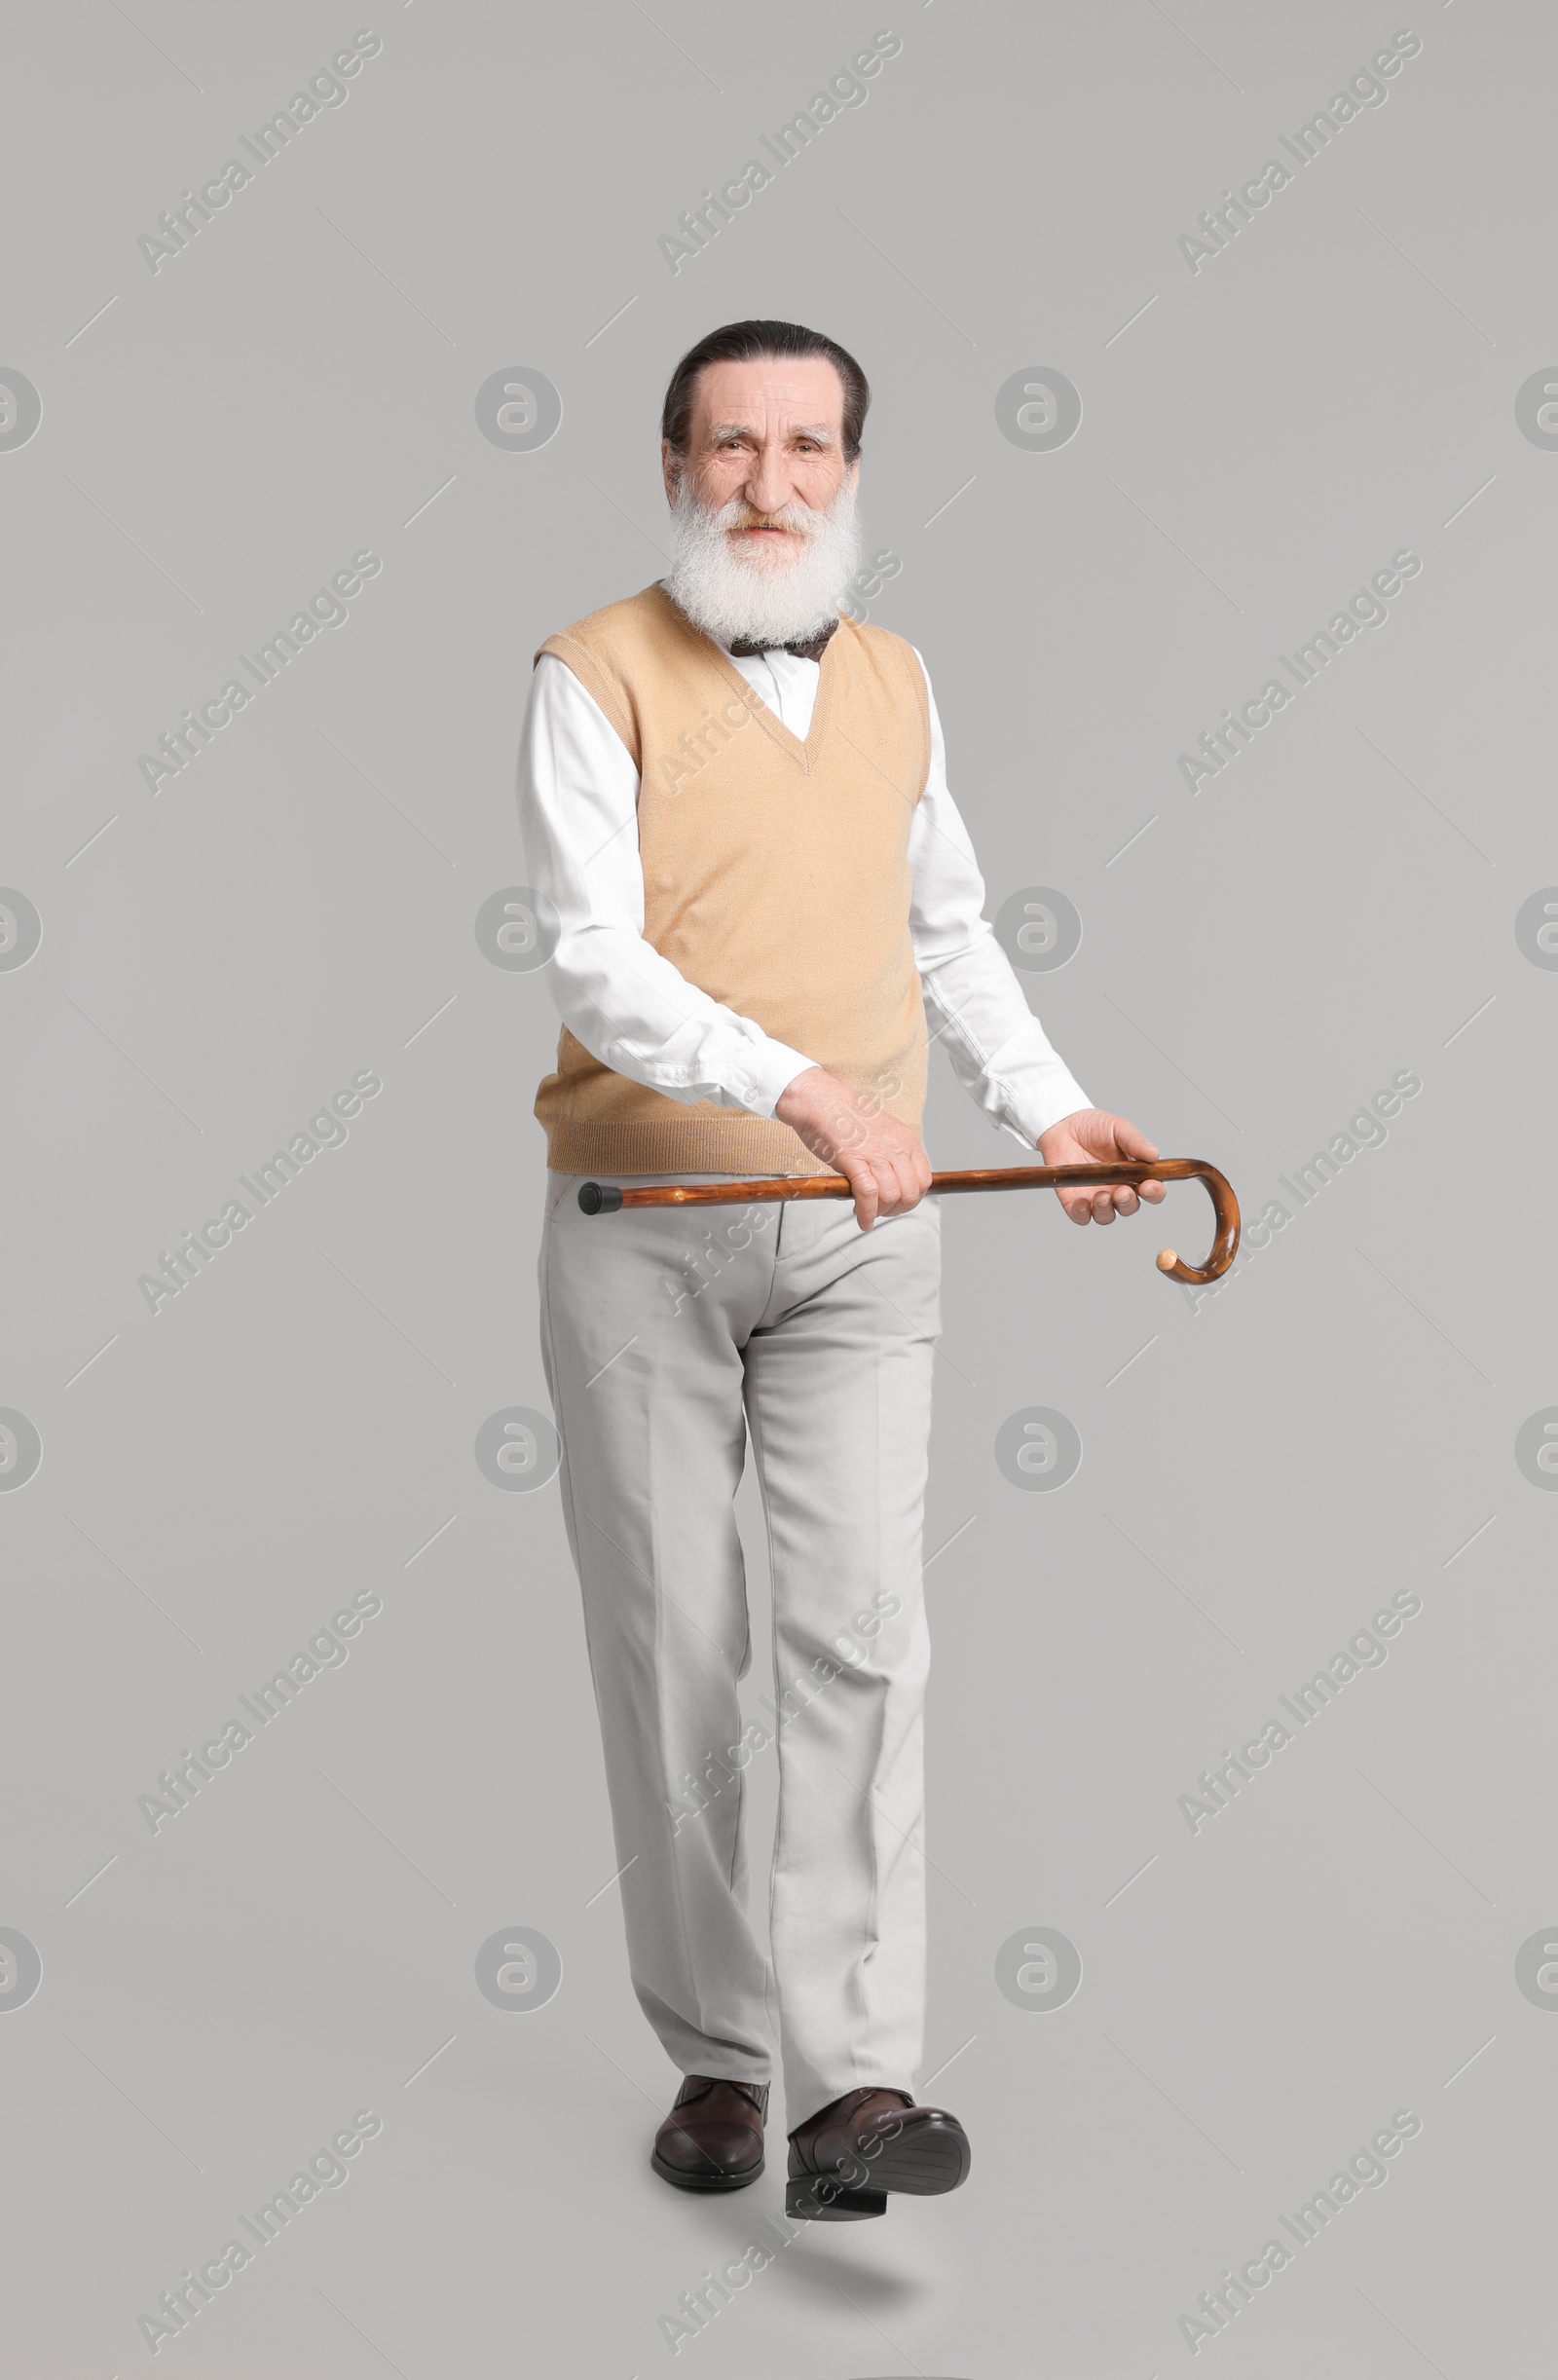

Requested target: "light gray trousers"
[{"left": 538, "top": 1169, "right": 942, "bottom": 2129}]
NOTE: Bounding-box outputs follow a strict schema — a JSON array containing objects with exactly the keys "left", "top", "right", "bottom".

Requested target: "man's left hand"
[{"left": 1035, "top": 1110, "right": 1167, "bottom": 1226}]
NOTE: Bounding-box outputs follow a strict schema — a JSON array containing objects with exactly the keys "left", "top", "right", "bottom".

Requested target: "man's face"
[{"left": 662, "top": 356, "right": 858, "bottom": 568}]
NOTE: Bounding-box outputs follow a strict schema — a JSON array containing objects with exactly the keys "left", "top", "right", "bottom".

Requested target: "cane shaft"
[{"left": 576, "top": 1160, "right": 1240, "bottom": 1286}]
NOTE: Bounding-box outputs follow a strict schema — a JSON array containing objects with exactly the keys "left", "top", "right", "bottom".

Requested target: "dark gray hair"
[{"left": 660, "top": 319, "right": 870, "bottom": 462}]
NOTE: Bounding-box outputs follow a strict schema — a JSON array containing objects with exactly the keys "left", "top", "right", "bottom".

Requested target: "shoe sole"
[
  {"left": 786, "top": 2115, "right": 971, "bottom": 2220},
  {"left": 786, "top": 2177, "right": 887, "bottom": 2220},
  {"left": 650, "top": 2148, "right": 763, "bottom": 2193}
]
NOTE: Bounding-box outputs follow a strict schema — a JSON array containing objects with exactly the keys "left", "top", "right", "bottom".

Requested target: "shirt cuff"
[
  {"left": 718, "top": 1042, "right": 818, "bottom": 1120},
  {"left": 997, "top": 1071, "right": 1094, "bottom": 1148}
]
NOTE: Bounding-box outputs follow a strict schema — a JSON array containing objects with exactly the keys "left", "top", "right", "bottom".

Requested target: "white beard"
[{"left": 664, "top": 479, "right": 860, "bottom": 648}]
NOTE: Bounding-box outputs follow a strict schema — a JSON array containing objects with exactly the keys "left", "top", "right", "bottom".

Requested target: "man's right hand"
[{"left": 774, "top": 1066, "right": 933, "bottom": 1231}]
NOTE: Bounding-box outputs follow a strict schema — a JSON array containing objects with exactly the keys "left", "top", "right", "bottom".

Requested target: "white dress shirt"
[{"left": 516, "top": 614, "right": 1092, "bottom": 1147}]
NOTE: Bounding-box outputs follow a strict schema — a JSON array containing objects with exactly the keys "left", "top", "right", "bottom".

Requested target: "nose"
[{"left": 743, "top": 444, "right": 794, "bottom": 519}]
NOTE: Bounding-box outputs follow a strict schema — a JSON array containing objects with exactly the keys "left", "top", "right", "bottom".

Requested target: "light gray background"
[{"left": 3, "top": 3, "right": 1554, "bottom": 2373}]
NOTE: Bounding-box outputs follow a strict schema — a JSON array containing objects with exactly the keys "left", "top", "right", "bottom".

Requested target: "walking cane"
[{"left": 577, "top": 1160, "right": 1240, "bottom": 1286}]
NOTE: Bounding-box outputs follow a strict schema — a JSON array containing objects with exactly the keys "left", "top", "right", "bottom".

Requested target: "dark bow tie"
[{"left": 728, "top": 619, "right": 839, "bottom": 665}]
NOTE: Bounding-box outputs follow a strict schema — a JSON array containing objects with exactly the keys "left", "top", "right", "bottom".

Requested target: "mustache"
[{"left": 698, "top": 496, "right": 825, "bottom": 537}]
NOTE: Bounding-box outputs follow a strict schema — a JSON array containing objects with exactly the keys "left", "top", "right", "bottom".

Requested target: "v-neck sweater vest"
[{"left": 533, "top": 581, "right": 932, "bottom": 1177}]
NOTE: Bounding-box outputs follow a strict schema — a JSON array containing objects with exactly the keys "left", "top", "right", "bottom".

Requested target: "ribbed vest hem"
[{"left": 538, "top": 1112, "right": 840, "bottom": 1178}]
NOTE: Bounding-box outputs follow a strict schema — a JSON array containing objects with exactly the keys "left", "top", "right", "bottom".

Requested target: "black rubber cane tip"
[{"left": 577, "top": 1182, "right": 622, "bottom": 1214}]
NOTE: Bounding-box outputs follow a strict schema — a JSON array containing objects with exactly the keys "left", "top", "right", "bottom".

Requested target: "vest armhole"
[
  {"left": 842, "top": 615, "right": 933, "bottom": 803},
  {"left": 898, "top": 633, "right": 933, "bottom": 803},
  {"left": 535, "top": 636, "right": 642, "bottom": 769}
]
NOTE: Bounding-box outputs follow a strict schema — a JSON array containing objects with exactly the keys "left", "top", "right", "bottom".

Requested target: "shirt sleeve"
[
  {"left": 908, "top": 649, "right": 1094, "bottom": 1146},
  {"left": 516, "top": 653, "right": 818, "bottom": 1117}
]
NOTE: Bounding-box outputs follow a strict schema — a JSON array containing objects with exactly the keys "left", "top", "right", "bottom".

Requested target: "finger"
[
  {"left": 892, "top": 1150, "right": 925, "bottom": 1211},
  {"left": 1091, "top": 1189, "right": 1116, "bottom": 1225},
  {"left": 869, "top": 1158, "right": 901, "bottom": 1216},
  {"left": 904, "top": 1150, "right": 932, "bottom": 1209},
  {"left": 844, "top": 1159, "right": 878, "bottom": 1232},
  {"left": 1111, "top": 1119, "right": 1161, "bottom": 1164},
  {"left": 1137, "top": 1176, "right": 1168, "bottom": 1204},
  {"left": 886, "top": 1154, "right": 916, "bottom": 1213},
  {"left": 1061, "top": 1191, "right": 1091, "bottom": 1226},
  {"left": 1113, "top": 1187, "right": 1140, "bottom": 1217}
]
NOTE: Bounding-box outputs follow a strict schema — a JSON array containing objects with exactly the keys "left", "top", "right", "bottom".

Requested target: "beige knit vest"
[{"left": 533, "top": 581, "right": 931, "bottom": 1176}]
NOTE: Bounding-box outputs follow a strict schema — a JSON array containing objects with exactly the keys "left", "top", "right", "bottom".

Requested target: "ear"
[{"left": 661, "top": 439, "right": 680, "bottom": 507}]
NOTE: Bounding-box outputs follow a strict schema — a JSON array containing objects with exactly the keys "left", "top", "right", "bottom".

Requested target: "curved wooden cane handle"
[{"left": 577, "top": 1159, "right": 1241, "bottom": 1287}]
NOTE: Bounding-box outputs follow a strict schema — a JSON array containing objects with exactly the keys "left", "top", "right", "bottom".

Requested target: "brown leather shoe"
[
  {"left": 651, "top": 2074, "right": 769, "bottom": 2192},
  {"left": 786, "top": 2087, "right": 971, "bottom": 2220}
]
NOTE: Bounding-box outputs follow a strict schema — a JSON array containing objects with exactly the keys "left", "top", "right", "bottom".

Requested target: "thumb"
[{"left": 1110, "top": 1116, "right": 1160, "bottom": 1163}]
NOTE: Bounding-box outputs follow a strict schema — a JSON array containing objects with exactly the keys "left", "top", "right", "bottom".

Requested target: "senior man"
[{"left": 518, "top": 319, "right": 1164, "bottom": 2219}]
